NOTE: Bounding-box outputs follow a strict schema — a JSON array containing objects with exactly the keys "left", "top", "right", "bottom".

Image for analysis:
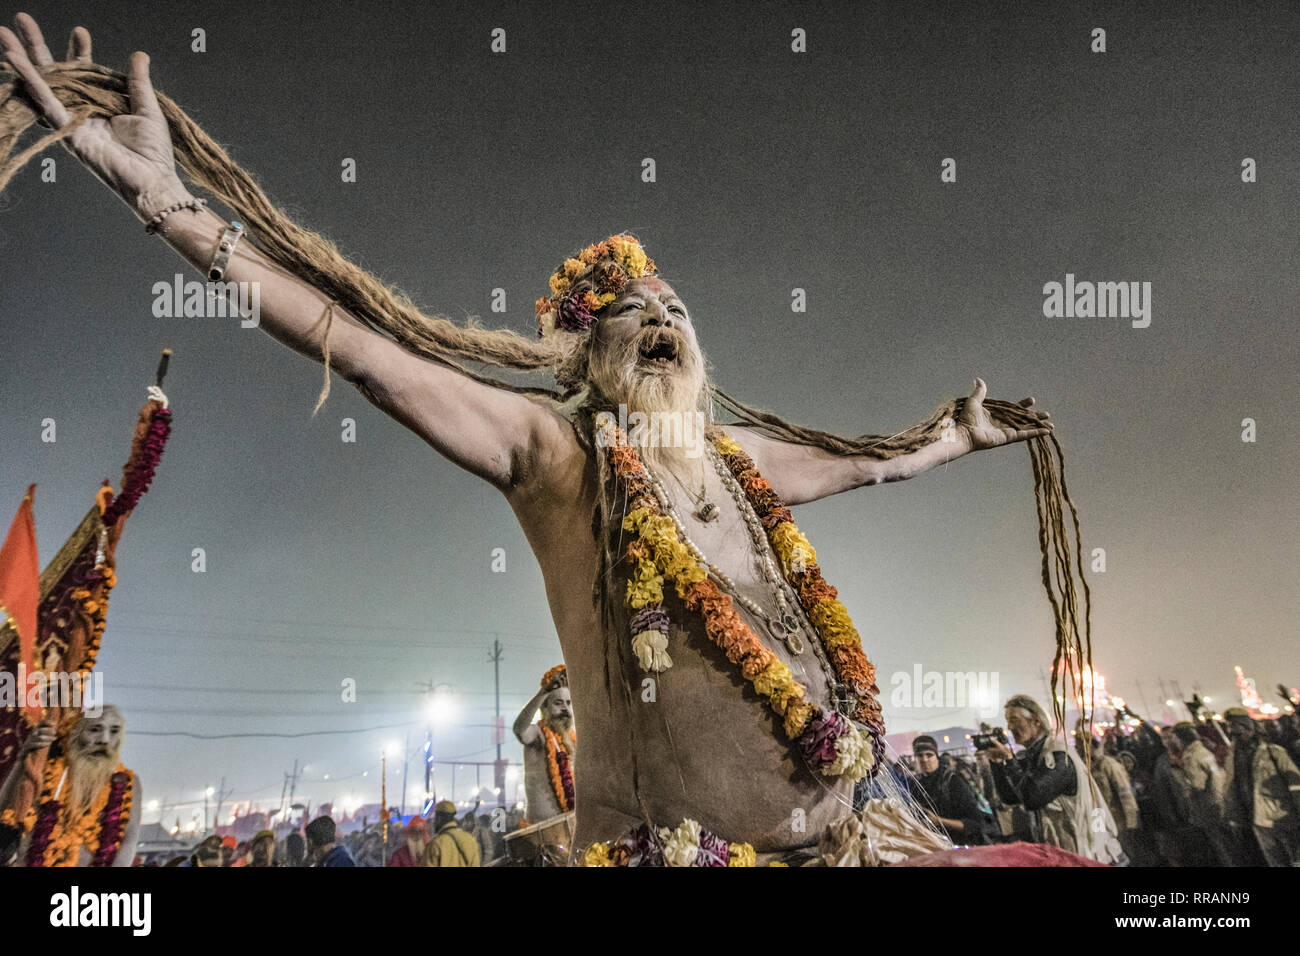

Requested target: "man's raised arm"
[
  {"left": 153, "top": 200, "right": 572, "bottom": 490},
  {"left": 1, "top": 17, "right": 569, "bottom": 491},
  {"left": 734, "top": 380, "right": 1052, "bottom": 506},
  {"left": 512, "top": 686, "right": 550, "bottom": 748}
]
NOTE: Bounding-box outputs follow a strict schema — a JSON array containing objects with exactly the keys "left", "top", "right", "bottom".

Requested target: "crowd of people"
[
  {"left": 5, "top": 691, "right": 1296, "bottom": 867},
  {"left": 859, "top": 694, "right": 1300, "bottom": 866},
  {"left": 149, "top": 799, "right": 514, "bottom": 867}
]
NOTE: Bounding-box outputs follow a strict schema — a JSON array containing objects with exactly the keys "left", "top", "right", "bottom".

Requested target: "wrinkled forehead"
[
  {"left": 76, "top": 706, "right": 124, "bottom": 736},
  {"left": 546, "top": 687, "right": 571, "bottom": 705},
  {"left": 625, "top": 276, "right": 676, "bottom": 297}
]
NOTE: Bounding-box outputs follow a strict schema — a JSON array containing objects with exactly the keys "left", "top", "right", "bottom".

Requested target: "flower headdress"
[{"left": 535, "top": 234, "right": 658, "bottom": 338}]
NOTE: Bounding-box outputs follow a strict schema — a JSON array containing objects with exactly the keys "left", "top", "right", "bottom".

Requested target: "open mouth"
[{"left": 637, "top": 335, "right": 680, "bottom": 370}]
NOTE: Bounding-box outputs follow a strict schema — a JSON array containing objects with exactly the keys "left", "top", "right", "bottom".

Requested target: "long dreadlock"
[{"left": 0, "top": 61, "right": 1093, "bottom": 733}]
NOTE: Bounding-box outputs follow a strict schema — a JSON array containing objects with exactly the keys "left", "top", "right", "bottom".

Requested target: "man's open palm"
[
  {"left": 0, "top": 13, "right": 183, "bottom": 216},
  {"left": 959, "top": 378, "right": 1053, "bottom": 451}
]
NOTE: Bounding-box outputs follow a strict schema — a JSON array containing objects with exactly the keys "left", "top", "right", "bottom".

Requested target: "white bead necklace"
[
  {"left": 638, "top": 444, "right": 855, "bottom": 718},
  {"left": 644, "top": 449, "right": 814, "bottom": 658}
]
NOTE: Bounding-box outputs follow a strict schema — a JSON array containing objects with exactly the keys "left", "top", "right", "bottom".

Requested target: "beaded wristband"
[{"left": 144, "top": 196, "right": 207, "bottom": 234}]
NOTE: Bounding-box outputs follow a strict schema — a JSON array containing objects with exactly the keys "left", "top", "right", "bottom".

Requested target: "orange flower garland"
[
  {"left": 599, "top": 420, "right": 880, "bottom": 781},
  {"left": 15, "top": 752, "right": 134, "bottom": 867},
  {"left": 540, "top": 724, "right": 575, "bottom": 812},
  {"left": 712, "top": 433, "right": 887, "bottom": 745}
]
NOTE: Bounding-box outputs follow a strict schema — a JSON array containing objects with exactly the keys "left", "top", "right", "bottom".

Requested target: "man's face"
[
  {"left": 1006, "top": 707, "right": 1041, "bottom": 746},
  {"left": 70, "top": 708, "right": 124, "bottom": 763},
  {"left": 587, "top": 277, "right": 706, "bottom": 415},
  {"left": 252, "top": 837, "right": 274, "bottom": 866},
  {"left": 1228, "top": 719, "right": 1255, "bottom": 742},
  {"left": 914, "top": 750, "right": 939, "bottom": 774},
  {"left": 407, "top": 832, "right": 427, "bottom": 856},
  {"left": 543, "top": 687, "right": 573, "bottom": 730}
]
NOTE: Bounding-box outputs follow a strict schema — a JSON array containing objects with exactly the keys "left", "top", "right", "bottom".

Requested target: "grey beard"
[
  {"left": 67, "top": 752, "right": 116, "bottom": 816},
  {"left": 587, "top": 330, "right": 711, "bottom": 486},
  {"left": 545, "top": 715, "right": 573, "bottom": 736},
  {"left": 587, "top": 328, "right": 708, "bottom": 423}
]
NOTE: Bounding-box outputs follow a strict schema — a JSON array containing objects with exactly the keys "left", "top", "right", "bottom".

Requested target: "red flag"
[{"left": 0, "top": 485, "right": 39, "bottom": 716}]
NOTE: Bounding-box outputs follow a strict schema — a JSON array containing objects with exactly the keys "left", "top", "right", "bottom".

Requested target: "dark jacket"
[
  {"left": 316, "top": 843, "right": 357, "bottom": 867},
  {"left": 915, "top": 767, "right": 992, "bottom": 845},
  {"left": 991, "top": 735, "right": 1077, "bottom": 843}
]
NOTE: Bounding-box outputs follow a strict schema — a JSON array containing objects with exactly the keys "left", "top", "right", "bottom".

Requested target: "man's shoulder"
[{"left": 322, "top": 845, "right": 357, "bottom": 866}]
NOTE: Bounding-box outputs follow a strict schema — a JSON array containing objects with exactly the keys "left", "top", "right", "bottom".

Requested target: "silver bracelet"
[
  {"left": 207, "top": 220, "right": 245, "bottom": 281},
  {"left": 144, "top": 196, "right": 207, "bottom": 234}
]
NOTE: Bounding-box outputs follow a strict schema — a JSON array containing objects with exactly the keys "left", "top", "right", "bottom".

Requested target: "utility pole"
[
  {"left": 213, "top": 776, "right": 234, "bottom": 829},
  {"left": 280, "top": 759, "right": 301, "bottom": 822},
  {"left": 489, "top": 638, "right": 506, "bottom": 807}
]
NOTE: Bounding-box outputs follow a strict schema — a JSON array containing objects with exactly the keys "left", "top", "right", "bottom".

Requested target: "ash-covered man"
[
  {"left": 0, "top": 16, "right": 1056, "bottom": 862},
  {"left": 514, "top": 665, "right": 576, "bottom": 822},
  {"left": 0, "top": 706, "right": 141, "bottom": 866}
]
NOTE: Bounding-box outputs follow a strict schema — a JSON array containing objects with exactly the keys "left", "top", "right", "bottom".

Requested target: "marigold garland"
[
  {"left": 713, "top": 433, "right": 887, "bottom": 750},
  {"left": 599, "top": 422, "right": 882, "bottom": 782},
  {"left": 540, "top": 724, "right": 575, "bottom": 813},
  {"left": 17, "top": 754, "right": 133, "bottom": 867},
  {"left": 535, "top": 234, "right": 657, "bottom": 338},
  {"left": 581, "top": 819, "right": 757, "bottom": 868}
]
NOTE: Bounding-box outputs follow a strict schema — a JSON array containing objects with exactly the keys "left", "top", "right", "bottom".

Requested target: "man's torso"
[{"left": 506, "top": 427, "right": 857, "bottom": 852}]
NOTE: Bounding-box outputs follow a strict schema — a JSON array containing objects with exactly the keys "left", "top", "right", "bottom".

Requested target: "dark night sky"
[{"left": 1, "top": 0, "right": 1296, "bottom": 827}]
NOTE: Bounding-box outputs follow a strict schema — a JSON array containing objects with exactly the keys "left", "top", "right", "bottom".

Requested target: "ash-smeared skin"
[
  {"left": 2, "top": 13, "right": 1052, "bottom": 853},
  {"left": 0, "top": 705, "right": 142, "bottom": 866}
]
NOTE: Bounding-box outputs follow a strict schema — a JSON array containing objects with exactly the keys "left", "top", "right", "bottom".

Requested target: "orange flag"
[{"left": 0, "top": 485, "right": 39, "bottom": 716}]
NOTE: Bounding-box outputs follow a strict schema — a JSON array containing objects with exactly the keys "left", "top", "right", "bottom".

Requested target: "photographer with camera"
[{"left": 981, "top": 695, "right": 1124, "bottom": 863}]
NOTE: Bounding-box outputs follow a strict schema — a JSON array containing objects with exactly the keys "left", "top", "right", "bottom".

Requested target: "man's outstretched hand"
[
  {"left": 0, "top": 12, "right": 192, "bottom": 221},
  {"left": 958, "top": 378, "right": 1053, "bottom": 452}
]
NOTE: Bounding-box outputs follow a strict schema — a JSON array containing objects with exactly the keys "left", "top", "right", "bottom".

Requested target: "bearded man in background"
[
  {"left": 0, "top": 705, "right": 141, "bottom": 866},
  {"left": 513, "top": 665, "right": 576, "bottom": 822}
]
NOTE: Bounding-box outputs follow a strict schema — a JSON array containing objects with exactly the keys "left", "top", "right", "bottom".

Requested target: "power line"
[
  {"left": 108, "top": 609, "right": 559, "bottom": 643},
  {"left": 127, "top": 720, "right": 429, "bottom": 740}
]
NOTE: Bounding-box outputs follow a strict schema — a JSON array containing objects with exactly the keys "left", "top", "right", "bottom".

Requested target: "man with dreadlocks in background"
[
  {"left": 0, "top": 706, "right": 140, "bottom": 866},
  {"left": 1, "top": 16, "right": 1095, "bottom": 866},
  {"left": 514, "top": 665, "right": 576, "bottom": 823}
]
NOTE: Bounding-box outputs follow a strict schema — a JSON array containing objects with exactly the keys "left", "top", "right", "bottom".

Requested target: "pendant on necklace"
[
  {"left": 765, "top": 616, "right": 804, "bottom": 655},
  {"left": 696, "top": 502, "right": 718, "bottom": 522}
]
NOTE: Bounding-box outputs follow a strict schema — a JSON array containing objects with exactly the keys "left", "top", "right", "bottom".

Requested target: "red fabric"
[
  {"left": 0, "top": 486, "right": 39, "bottom": 718},
  {"left": 889, "top": 842, "right": 1109, "bottom": 867},
  {"left": 387, "top": 844, "right": 419, "bottom": 867}
]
